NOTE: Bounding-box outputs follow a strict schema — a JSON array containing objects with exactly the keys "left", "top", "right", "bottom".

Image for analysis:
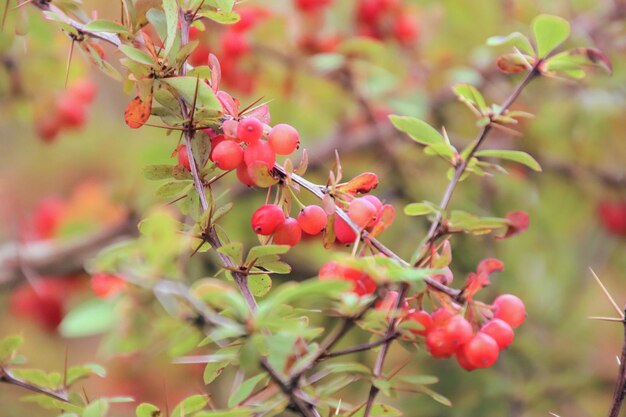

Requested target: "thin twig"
[
  {"left": 608, "top": 310, "right": 626, "bottom": 417},
  {"left": 0, "top": 368, "right": 69, "bottom": 403},
  {"left": 320, "top": 332, "right": 399, "bottom": 360}
]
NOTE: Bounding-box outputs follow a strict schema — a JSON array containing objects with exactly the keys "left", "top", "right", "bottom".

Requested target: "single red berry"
[
  {"left": 91, "top": 273, "right": 127, "bottom": 299},
  {"left": 297, "top": 205, "right": 327, "bottom": 235},
  {"left": 406, "top": 309, "right": 433, "bottom": 336},
  {"left": 9, "top": 278, "right": 66, "bottom": 331},
  {"left": 32, "top": 198, "right": 65, "bottom": 240},
  {"left": 268, "top": 124, "right": 300, "bottom": 155},
  {"left": 362, "top": 195, "right": 383, "bottom": 210},
  {"left": 426, "top": 327, "right": 456, "bottom": 358},
  {"left": 348, "top": 198, "right": 377, "bottom": 228},
  {"left": 177, "top": 144, "right": 191, "bottom": 171},
  {"left": 431, "top": 307, "right": 454, "bottom": 327},
  {"left": 273, "top": 217, "right": 302, "bottom": 246},
  {"left": 493, "top": 294, "right": 526, "bottom": 328},
  {"left": 244, "top": 140, "right": 276, "bottom": 168},
  {"left": 68, "top": 79, "right": 97, "bottom": 104},
  {"left": 251, "top": 204, "right": 285, "bottom": 235},
  {"left": 56, "top": 94, "right": 86, "bottom": 128},
  {"left": 480, "top": 319, "right": 514, "bottom": 350},
  {"left": 220, "top": 30, "right": 250, "bottom": 57},
  {"left": 211, "top": 140, "right": 244, "bottom": 170},
  {"left": 236, "top": 161, "right": 256, "bottom": 186},
  {"left": 392, "top": 12, "right": 420, "bottom": 45},
  {"left": 237, "top": 117, "right": 264, "bottom": 143},
  {"left": 598, "top": 201, "right": 626, "bottom": 236},
  {"left": 455, "top": 345, "right": 477, "bottom": 371},
  {"left": 463, "top": 333, "right": 499, "bottom": 369},
  {"left": 443, "top": 315, "right": 473, "bottom": 348},
  {"left": 334, "top": 215, "right": 358, "bottom": 244},
  {"left": 36, "top": 116, "right": 62, "bottom": 143}
]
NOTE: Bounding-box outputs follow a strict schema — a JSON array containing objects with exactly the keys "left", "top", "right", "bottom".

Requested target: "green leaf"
[
  {"left": 245, "top": 245, "right": 290, "bottom": 264},
  {"left": 194, "top": 410, "right": 253, "bottom": 417},
  {"left": 227, "top": 374, "right": 268, "bottom": 408},
  {"left": 404, "top": 202, "right": 438, "bottom": 216},
  {"left": 119, "top": 45, "right": 155, "bottom": 66},
  {"left": 398, "top": 374, "right": 439, "bottom": 385},
  {"left": 198, "top": 10, "right": 240, "bottom": 24},
  {"left": 59, "top": 298, "right": 118, "bottom": 337},
  {"left": 345, "top": 403, "right": 402, "bottom": 417},
  {"left": 162, "top": 0, "right": 179, "bottom": 55},
  {"left": 320, "top": 362, "right": 371, "bottom": 375},
  {"left": 136, "top": 403, "right": 161, "bottom": 417},
  {"left": 155, "top": 180, "right": 193, "bottom": 199},
  {"left": 143, "top": 164, "right": 174, "bottom": 180},
  {"left": 217, "top": 241, "right": 243, "bottom": 265},
  {"left": 532, "top": 14, "right": 570, "bottom": 58},
  {"left": 83, "top": 20, "right": 130, "bottom": 33},
  {"left": 486, "top": 32, "right": 534, "bottom": 55},
  {"left": 84, "top": 399, "right": 110, "bottom": 417},
  {"left": 389, "top": 115, "right": 444, "bottom": 146},
  {"left": 11, "top": 369, "right": 51, "bottom": 388},
  {"left": 203, "top": 361, "right": 228, "bottom": 384},
  {"left": 452, "top": 84, "right": 487, "bottom": 113},
  {"left": 21, "top": 394, "right": 82, "bottom": 413},
  {"left": 162, "top": 77, "right": 221, "bottom": 110},
  {"left": 474, "top": 149, "right": 542, "bottom": 172},
  {"left": 66, "top": 364, "right": 107, "bottom": 386},
  {"left": 417, "top": 386, "right": 452, "bottom": 407},
  {"left": 247, "top": 273, "right": 272, "bottom": 297},
  {"left": 423, "top": 143, "right": 457, "bottom": 162},
  {"left": 171, "top": 394, "right": 207, "bottom": 417},
  {"left": 0, "top": 335, "right": 23, "bottom": 363}
]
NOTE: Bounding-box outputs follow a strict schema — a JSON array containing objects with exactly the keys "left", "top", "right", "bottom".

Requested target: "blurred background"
[{"left": 1, "top": 0, "right": 626, "bottom": 416}]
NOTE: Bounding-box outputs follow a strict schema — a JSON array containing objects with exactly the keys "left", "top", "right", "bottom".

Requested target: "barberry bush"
[{"left": 0, "top": 1, "right": 625, "bottom": 417}]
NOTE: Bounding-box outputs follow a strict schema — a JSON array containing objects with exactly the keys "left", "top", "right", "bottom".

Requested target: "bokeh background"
[{"left": 1, "top": 0, "right": 626, "bottom": 416}]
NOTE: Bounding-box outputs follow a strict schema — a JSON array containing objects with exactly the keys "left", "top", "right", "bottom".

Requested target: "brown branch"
[
  {"left": 320, "top": 332, "right": 399, "bottom": 360},
  {"left": 259, "top": 359, "right": 320, "bottom": 417},
  {"left": 0, "top": 367, "right": 69, "bottom": 403},
  {"left": 414, "top": 64, "right": 541, "bottom": 267},
  {"left": 608, "top": 310, "right": 626, "bottom": 417}
]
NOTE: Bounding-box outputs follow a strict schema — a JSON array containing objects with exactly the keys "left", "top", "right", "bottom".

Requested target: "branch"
[
  {"left": 608, "top": 310, "right": 626, "bottom": 417},
  {"left": 0, "top": 367, "right": 69, "bottom": 403},
  {"left": 260, "top": 359, "right": 320, "bottom": 417},
  {"left": 414, "top": 64, "right": 541, "bottom": 266},
  {"left": 320, "top": 332, "right": 399, "bottom": 360}
]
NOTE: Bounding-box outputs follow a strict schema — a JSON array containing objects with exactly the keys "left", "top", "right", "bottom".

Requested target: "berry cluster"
[
  {"left": 406, "top": 294, "right": 525, "bottom": 371},
  {"left": 319, "top": 261, "right": 376, "bottom": 296},
  {"left": 35, "top": 79, "right": 98, "bottom": 142},
  {"left": 355, "top": 0, "right": 420, "bottom": 45}
]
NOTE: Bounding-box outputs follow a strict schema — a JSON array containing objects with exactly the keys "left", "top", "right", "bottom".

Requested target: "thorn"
[
  {"left": 11, "top": 0, "right": 35, "bottom": 11},
  {"left": 590, "top": 268, "right": 625, "bottom": 319},
  {"left": 617, "top": 355, "right": 621, "bottom": 366},
  {"left": 63, "top": 346, "right": 69, "bottom": 389},
  {"left": 335, "top": 398, "right": 342, "bottom": 415},
  {"left": 549, "top": 413, "right": 561, "bottom": 417},
  {"left": 65, "top": 39, "right": 75, "bottom": 89},
  {"left": 588, "top": 316, "right": 624, "bottom": 322},
  {"left": 1, "top": 0, "right": 10, "bottom": 31}
]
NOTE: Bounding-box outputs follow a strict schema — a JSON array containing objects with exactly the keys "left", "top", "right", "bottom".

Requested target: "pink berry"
[
  {"left": 236, "top": 161, "right": 255, "bottom": 186},
  {"left": 273, "top": 217, "right": 302, "bottom": 246},
  {"left": 211, "top": 140, "right": 244, "bottom": 170},
  {"left": 244, "top": 140, "right": 276, "bottom": 169},
  {"left": 348, "top": 198, "right": 377, "bottom": 228},
  {"left": 297, "top": 205, "right": 328, "bottom": 235},
  {"left": 251, "top": 204, "right": 285, "bottom": 235},
  {"left": 443, "top": 315, "right": 473, "bottom": 348},
  {"left": 334, "top": 215, "right": 357, "bottom": 244},
  {"left": 406, "top": 310, "right": 433, "bottom": 336},
  {"left": 177, "top": 144, "right": 192, "bottom": 171},
  {"left": 462, "top": 333, "right": 499, "bottom": 369},
  {"left": 493, "top": 294, "right": 526, "bottom": 328},
  {"left": 268, "top": 124, "right": 300, "bottom": 155},
  {"left": 237, "top": 117, "right": 264, "bottom": 143},
  {"left": 57, "top": 94, "right": 86, "bottom": 128},
  {"left": 480, "top": 319, "right": 514, "bottom": 350},
  {"left": 69, "top": 79, "right": 97, "bottom": 104},
  {"left": 426, "top": 327, "right": 455, "bottom": 358}
]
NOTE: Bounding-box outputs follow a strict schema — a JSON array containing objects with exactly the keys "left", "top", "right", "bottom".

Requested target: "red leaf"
[
  {"left": 496, "top": 54, "right": 534, "bottom": 74},
  {"left": 497, "top": 211, "right": 530, "bottom": 239},
  {"left": 124, "top": 95, "right": 152, "bottom": 129},
  {"left": 337, "top": 172, "right": 379, "bottom": 195}
]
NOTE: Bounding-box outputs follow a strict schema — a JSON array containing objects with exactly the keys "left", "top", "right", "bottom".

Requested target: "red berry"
[
  {"left": 431, "top": 307, "right": 454, "bottom": 327},
  {"left": 295, "top": 0, "right": 332, "bottom": 12},
  {"left": 57, "top": 94, "right": 86, "bottom": 128},
  {"left": 348, "top": 198, "right": 377, "bottom": 228},
  {"left": 251, "top": 204, "right": 285, "bottom": 235},
  {"left": 177, "top": 144, "right": 191, "bottom": 171},
  {"left": 462, "top": 333, "right": 499, "bottom": 369},
  {"left": 211, "top": 140, "right": 244, "bottom": 170},
  {"left": 220, "top": 30, "right": 250, "bottom": 57},
  {"left": 236, "top": 161, "right": 255, "bottom": 186},
  {"left": 493, "top": 294, "right": 526, "bottom": 328},
  {"left": 36, "top": 116, "right": 62, "bottom": 143},
  {"left": 480, "top": 319, "right": 514, "bottom": 350},
  {"left": 91, "top": 273, "right": 127, "bottom": 299},
  {"left": 406, "top": 310, "right": 433, "bottom": 336},
  {"left": 273, "top": 217, "right": 302, "bottom": 246},
  {"left": 244, "top": 140, "right": 276, "bottom": 168},
  {"left": 9, "top": 278, "right": 66, "bottom": 331},
  {"left": 319, "top": 261, "right": 376, "bottom": 296},
  {"left": 32, "top": 198, "right": 65, "bottom": 240},
  {"left": 297, "top": 205, "right": 328, "bottom": 235},
  {"left": 268, "top": 124, "right": 300, "bottom": 155},
  {"left": 237, "top": 118, "right": 264, "bottom": 143},
  {"left": 68, "top": 79, "right": 97, "bottom": 104},
  {"left": 362, "top": 195, "right": 383, "bottom": 210},
  {"left": 455, "top": 345, "right": 476, "bottom": 371},
  {"left": 443, "top": 315, "right": 473, "bottom": 348},
  {"left": 334, "top": 215, "right": 358, "bottom": 244},
  {"left": 392, "top": 13, "right": 420, "bottom": 45},
  {"left": 598, "top": 201, "right": 626, "bottom": 236},
  {"left": 426, "top": 327, "right": 455, "bottom": 358}
]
